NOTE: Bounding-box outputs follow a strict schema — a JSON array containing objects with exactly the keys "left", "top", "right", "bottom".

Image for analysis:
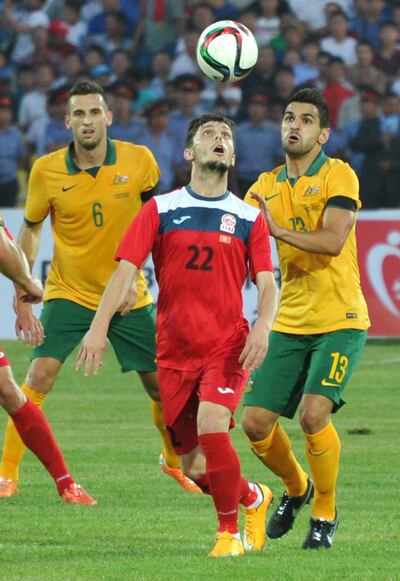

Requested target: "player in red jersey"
[
  {"left": 76, "top": 115, "right": 278, "bottom": 556},
  {"left": 0, "top": 216, "right": 95, "bottom": 504}
]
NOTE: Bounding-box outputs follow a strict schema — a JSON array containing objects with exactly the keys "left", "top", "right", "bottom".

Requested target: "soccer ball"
[{"left": 196, "top": 20, "right": 258, "bottom": 83}]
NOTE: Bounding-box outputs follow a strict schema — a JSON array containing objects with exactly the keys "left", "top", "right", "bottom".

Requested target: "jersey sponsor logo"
[
  {"left": 173, "top": 215, "right": 191, "bottom": 225},
  {"left": 346, "top": 312, "right": 358, "bottom": 319},
  {"left": 217, "top": 387, "right": 235, "bottom": 395},
  {"left": 112, "top": 174, "right": 129, "bottom": 185},
  {"left": 321, "top": 378, "right": 340, "bottom": 388},
  {"left": 220, "top": 213, "right": 236, "bottom": 234},
  {"left": 303, "top": 186, "right": 320, "bottom": 198},
  {"left": 62, "top": 184, "right": 77, "bottom": 192},
  {"left": 114, "top": 191, "right": 130, "bottom": 199}
]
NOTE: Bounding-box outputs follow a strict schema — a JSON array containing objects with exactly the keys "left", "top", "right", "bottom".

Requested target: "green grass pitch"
[{"left": 0, "top": 339, "right": 398, "bottom": 580}]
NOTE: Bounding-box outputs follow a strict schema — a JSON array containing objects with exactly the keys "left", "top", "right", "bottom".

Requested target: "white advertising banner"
[{"left": 1, "top": 208, "right": 399, "bottom": 339}]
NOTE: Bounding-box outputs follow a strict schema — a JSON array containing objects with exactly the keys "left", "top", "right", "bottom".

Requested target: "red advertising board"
[{"left": 357, "top": 211, "right": 400, "bottom": 337}]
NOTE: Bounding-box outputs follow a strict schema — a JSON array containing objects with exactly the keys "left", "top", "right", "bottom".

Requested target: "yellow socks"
[
  {"left": 150, "top": 400, "right": 180, "bottom": 469},
  {"left": 304, "top": 420, "right": 341, "bottom": 521},
  {"left": 249, "top": 422, "right": 308, "bottom": 497},
  {"left": 0, "top": 384, "right": 47, "bottom": 482}
]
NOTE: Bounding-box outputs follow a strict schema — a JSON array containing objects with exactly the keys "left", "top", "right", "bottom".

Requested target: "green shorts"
[
  {"left": 32, "top": 299, "right": 157, "bottom": 373},
  {"left": 244, "top": 329, "right": 367, "bottom": 418}
]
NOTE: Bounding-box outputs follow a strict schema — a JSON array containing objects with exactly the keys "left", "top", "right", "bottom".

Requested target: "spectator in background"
[
  {"left": 293, "top": 37, "right": 320, "bottom": 86},
  {"left": 235, "top": 93, "right": 282, "bottom": 199},
  {"left": 108, "top": 81, "right": 140, "bottom": 142},
  {"left": 347, "top": 40, "right": 387, "bottom": 96},
  {"left": 170, "top": 28, "right": 199, "bottom": 79},
  {"left": 149, "top": 51, "right": 173, "bottom": 99},
  {"left": 4, "top": 0, "right": 49, "bottom": 64},
  {"left": 0, "top": 95, "right": 28, "bottom": 207},
  {"left": 241, "top": 46, "right": 277, "bottom": 102},
  {"left": 207, "top": 0, "right": 241, "bottom": 21},
  {"left": 63, "top": 0, "right": 87, "bottom": 48},
  {"left": 373, "top": 21, "right": 400, "bottom": 83},
  {"left": 94, "top": 9, "right": 132, "bottom": 57},
  {"left": 253, "top": 0, "right": 282, "bottom": 47},
  {"left": 322, "top": 56, "right": 355, "bottom": 128},
  {"left": 135, "top": 100, "right": 176, "bottom": 194},
  {"left": 287, "top": 0, "right": 352, "bottom": 34},
  {"left": 140, "top": 0, "right": 185, "bottom": 66},
  {"left": 42, "top": 87, "right": 72, "bottom": 154},
  {"left": 20, "top": 24, "right": 61, "bottom": 71},
  {"left": 271, "top": 22, "right": 305, "bottom": 63},
  {"left": 168, "top": 73, "right": 204, "bottom": 186},
  {"left": 53, "top": 51, "right": 84, "bottom": 90},
  {"left": 348, "top": 89, "right": 383, "bottom": 208},
  {"left": 320, "top": 11, "right": 357, "bottom": 66},
  {"left": 273, "top": 65, "right": 297, "bottom": 102},
  {"left": 109, "top": 48, "right": 132, "bottom": 82},
  {"left": 82, "top": 44, "right": 106, "bottom": 76},
  {"left": 90, "top": 63, "right": 113, "bottom": 88},
  {"left": 47, "top": 18, "right": 76, "bottom": 64},
  {"left": 18, "top": 63, "right": 54, "bottom": 133},
  {"left": 350, "top": 0, "right": 390, "bottom": 51}
]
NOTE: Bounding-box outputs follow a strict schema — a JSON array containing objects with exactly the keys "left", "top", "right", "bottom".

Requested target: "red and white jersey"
[{"left": 117, "top": 186, "right": 273, "bottom": 370}]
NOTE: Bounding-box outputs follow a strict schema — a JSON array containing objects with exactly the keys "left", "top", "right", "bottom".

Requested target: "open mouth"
[
  {"left": 83, "top": 129, "right": 95, "bottom": 136},
  {"left": 287, "top": 133, "right": 300, "bottom": 144},
  {"left": 213, "top": 145, "right": 225, "bottom": 154}
]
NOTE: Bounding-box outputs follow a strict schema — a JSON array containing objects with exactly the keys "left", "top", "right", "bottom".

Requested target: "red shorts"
[
  {"left": 158, "top": 350, "right": 249, "bottom": 455},
  {"left": 0, "top": 347, "right": 10, "bottom": 367}
]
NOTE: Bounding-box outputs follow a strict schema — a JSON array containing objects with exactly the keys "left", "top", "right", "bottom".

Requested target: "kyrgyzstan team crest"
[{"left": 220, "top": 213, "right": 236, "bottom": 234}]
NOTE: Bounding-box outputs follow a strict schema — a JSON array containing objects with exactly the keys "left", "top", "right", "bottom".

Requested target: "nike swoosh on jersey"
[
  {"left": 62, "top": 185, "right": 77, "bottom": 192},
  {"left": 321, "top": 378, "right": 340, "bottom": 387},
  {"left": 265, "top": 193, "right": 281, "bottom": 201},
  {"left": 173, "top": 216, "right": 191, "bottom": 224}
]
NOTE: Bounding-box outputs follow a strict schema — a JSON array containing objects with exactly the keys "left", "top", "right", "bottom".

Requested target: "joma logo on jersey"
[
  {"left": 220, "top": 213, "right": 236, "bottom": 234},
  {"left": 303, "top": 186, "right": 320, "bottom": 198},
  {"left": 112, "top": 174, "right": 129, "bottom": 185}
]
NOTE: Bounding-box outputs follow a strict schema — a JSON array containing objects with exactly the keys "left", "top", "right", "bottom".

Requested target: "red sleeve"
[
  {"left": 248, "top": 212, "right": 274, "bottom": 281},
  {"left": 116, "top": 197, "right": 160, "bottom": 266}
]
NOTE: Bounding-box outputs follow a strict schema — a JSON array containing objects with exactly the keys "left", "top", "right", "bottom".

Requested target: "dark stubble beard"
[
  {"left": 203, "top": 160, "right": 229, "bottom": 176},
  {"left": 77, "top": 135, "right": 102, "bottom": 151}
]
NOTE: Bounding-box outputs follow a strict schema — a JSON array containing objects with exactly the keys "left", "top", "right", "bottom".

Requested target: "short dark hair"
[
  {"left": 185, "top": 114, "right": 235, "bottom": 147},
  {"left": 285, "top": 88, "right": 329, "bottom": 128},
  {"left": 68, "top": 79, "right": 108, "bottom": 106}
]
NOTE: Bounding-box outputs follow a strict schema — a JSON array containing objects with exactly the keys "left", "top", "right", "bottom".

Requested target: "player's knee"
[
  {"left": 241, "top": 407, "right": 275, "bottom": 441},
  {"left": 26, "top": 363, "right": 58, "bottom": 391},
  {"left": 300, "top": 407, "right": 328, "bottom": 434},
  {"left": 0, "top": 371, "right": 24, "bottom": 411}
]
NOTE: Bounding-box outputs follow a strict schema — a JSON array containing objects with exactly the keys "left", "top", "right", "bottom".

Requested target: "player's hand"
[
  {"left": 239, "top": 320, "right": 269, "bottom": 371},
  {"left": 250, "top": 192, "right": 283, "bottom": 239},
  {"left": 18, "top": 277, "right": 43, "bottom": 304},
  {"left": 118, "top": 283, "right": 137, "bottom": 316},
  {"left": 75, "top": 329, "right": 107, "bottom": 376},
  {"left": 14, "top": 301, "right": 44, "bottom": 346}
]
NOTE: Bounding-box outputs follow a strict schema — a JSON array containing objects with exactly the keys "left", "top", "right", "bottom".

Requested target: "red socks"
[
  {"left": 199, "top": 432, "right": 255, "bottom": 534},
  {"left": 10, "top": 400, "right": 74, "bottom": 495}
]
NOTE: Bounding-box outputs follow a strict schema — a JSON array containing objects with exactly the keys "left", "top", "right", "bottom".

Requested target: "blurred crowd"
[{"left": 1, "top": 0, "right": 400, "bottom": 207}]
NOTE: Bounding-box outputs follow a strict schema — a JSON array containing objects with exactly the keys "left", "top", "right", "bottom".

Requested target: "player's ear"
[
  {"left": 317, "top": 127, "right": 330, "bottom": 145},
  {"left": 65, "top": 114, "right": 70, "bottom": 129},
  {"left": 105, "top": 110, "right": 113, "bottom": 126},
  {"left": 230, "top": 152, "right": 236, "bottom": 167},
  {"left": 184, "top": 147, "right": 194, "bottom": 161}
]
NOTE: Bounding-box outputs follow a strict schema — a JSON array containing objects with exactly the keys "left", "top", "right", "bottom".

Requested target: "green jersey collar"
[
  {"left": 65, "top": 138, "right": 117, "bottom": 174},
  {"left": 277, "top": 150, "right": 328, "bottom": 182}
]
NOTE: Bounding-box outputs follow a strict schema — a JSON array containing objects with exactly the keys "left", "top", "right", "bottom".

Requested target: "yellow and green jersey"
[
  {"left": 246, "top": 150, "right": 370, "bottom": 334},
  {"left": 26, "top": 139, "right": 160, "bottom": 311}
]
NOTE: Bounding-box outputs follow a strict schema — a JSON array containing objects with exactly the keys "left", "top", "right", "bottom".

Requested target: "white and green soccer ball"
[{"left": 196, "top": 20, "right": 259, "bottom": 83}]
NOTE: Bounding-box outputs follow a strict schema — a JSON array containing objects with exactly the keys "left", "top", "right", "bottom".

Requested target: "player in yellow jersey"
[
  {"left": 241, "top": 88, "right": 370, "bottom": 549},
  {"left": 0, "top": 80, "right": 200, "bottom": 500}
]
